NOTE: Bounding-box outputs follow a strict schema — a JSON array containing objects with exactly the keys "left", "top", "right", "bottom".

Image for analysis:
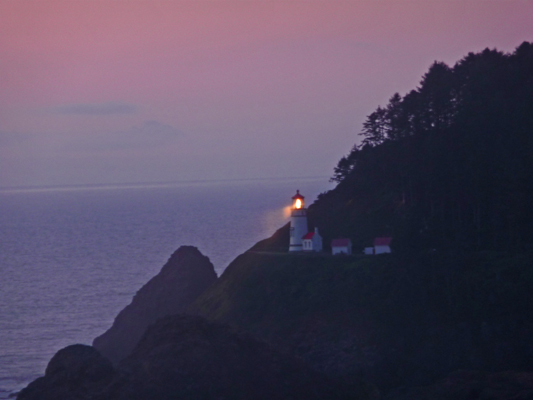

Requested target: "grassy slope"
[{"left": 191, "top": 249, "right": 533, "bottom": 389}]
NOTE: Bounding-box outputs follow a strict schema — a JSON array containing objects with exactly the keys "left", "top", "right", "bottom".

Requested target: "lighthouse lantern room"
[{"left": 289, "top": 190, "right": 308, "bottom": 252}]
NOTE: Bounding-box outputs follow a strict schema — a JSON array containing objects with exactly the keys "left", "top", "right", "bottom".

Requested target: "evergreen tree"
[{"left": 322, "top": 42, "right": 533, "bottom": 252}]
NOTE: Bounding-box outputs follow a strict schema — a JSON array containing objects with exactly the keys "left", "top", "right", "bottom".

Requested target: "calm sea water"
[{"left": 0, "top": 177, "right": 331, "bottom": 398}]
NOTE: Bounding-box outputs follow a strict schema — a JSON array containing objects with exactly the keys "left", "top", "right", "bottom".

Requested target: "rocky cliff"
[
  {"left": 17, "top": 344, "right": 115, "bottom": 400},
  {"left": 114, "top": 314, "right": 371, "bottom": 400},
  {"left": 18, "top": 243, "right": 533, "bottom": 399},
  {"left": 93, "top": 246, "right": 217, "bottom": 364},
  {"left": 18, "top": 315, "right": 373, "bottom": 400},
  {"left": 190, "top": 250, "right": 533, "bottom": 391}
]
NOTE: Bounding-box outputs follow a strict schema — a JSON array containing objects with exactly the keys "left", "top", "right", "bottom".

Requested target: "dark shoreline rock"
[
  {"left": 93, "top": 245, "right": 217, "bottom": 364},
  {"left": 17, "top": 344, "right": 115, "bottom": 400},
  {"left": 113, "top": 314, "right": 371, "bottom": 400},
  {"left": 19, "top": 316, "right": 374, "bottom": 400}
]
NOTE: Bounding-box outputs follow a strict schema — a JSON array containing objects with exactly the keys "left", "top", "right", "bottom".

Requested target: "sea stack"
[{"left": 93, "top": 246, "right": 217, "bottom": 364}]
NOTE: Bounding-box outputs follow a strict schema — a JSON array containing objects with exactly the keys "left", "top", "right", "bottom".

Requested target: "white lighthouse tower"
[{"left": 289, "top": 190, "right": 308, "bottom": 252}]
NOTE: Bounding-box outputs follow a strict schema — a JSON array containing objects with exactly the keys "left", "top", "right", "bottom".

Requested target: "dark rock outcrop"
[
  {"left": 93, "top": 246, "right": 217, "bottom": 364},
  {"left": 17, "top": 344, "right": 115, "bottom": 400},
  {"left": 112, "top": 314, "right": 372, "bottom": 400},
  {"left": 386, "top": 370, "right": 533, "bottom": 400},
  {"left": 18, "top": 316, "right": 375, "bottom": 400}
]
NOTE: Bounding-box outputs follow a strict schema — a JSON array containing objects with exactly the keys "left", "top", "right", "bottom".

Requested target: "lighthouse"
[{"left": 289, "top": 190, "right": 308, "bottom": 252}]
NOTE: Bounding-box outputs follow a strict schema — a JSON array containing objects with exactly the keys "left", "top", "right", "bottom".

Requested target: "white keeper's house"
[{"left": 302, "top": 228, "right": 323, "bottom": 252}]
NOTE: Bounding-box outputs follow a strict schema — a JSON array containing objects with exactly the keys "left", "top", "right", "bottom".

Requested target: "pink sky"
[{"left": 1, "top": 0, "right": 532, "bottom": 187}]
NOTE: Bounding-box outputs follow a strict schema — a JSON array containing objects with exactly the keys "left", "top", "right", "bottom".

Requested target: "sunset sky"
[{"left": 1, "top": 0, "right": 532, "bottom": 188}]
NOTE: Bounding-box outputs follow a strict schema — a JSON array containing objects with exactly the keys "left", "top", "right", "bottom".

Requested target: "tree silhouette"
[{"left": 317, "top": 42, "right": 533, "bottom": 252}]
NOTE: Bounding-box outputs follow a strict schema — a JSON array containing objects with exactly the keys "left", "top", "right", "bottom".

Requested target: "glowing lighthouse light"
[
  {"left": 289, "top": 190, "right": 308, "bottom": 252},
  {"left": 292, "top": 189, "right": 305, "bottom": 210}
]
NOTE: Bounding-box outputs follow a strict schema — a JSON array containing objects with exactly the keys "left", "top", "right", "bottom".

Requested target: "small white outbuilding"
[
  {"left": 331, "top": 238, "right": 352, "bottom": 255},
  {"left": 364, "top": 247, "right": 374, "bottom": 255},
  {"left": 373, "top": 237, "right": 392, "bottom": 254}
]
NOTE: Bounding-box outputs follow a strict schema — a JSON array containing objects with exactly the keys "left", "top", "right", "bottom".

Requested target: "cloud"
[
  {"left": 1, "top": 121, "right": 182, "bottom": 155},
  {"left": 117, "top": 120, "right": 183, "bottom": 148},
  {"left": 129, "top": 120, "right": 182, "bottom": 138},
  {"left": 65, "top": 120, "right": 183, "bottom": 152},
  {"left": 49, "top": 102, "right": 138, "bottom": 115}
]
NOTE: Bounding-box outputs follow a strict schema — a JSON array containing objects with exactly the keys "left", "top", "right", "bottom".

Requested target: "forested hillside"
[
  {"left": 192, "top": 250, "right": 533, "bottom": 393},
  {"left": 309, "top": 42, "right": 533, "bottom": 253}
]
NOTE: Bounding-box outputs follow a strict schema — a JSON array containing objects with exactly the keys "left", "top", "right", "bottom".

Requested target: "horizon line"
[{"left": 0, "top": 175, "right": 333, "bottom": 194}]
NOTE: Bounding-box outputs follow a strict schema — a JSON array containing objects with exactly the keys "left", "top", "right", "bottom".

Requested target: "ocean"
[{"left": 0, "top": 177, "right": 331, "bottom": 398}]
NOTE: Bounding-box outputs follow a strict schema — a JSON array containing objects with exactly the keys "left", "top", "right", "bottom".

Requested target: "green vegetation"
[
  {"left": 309, "top": 42, "right": 533, "bottom": 253},
  {"left": 194, "top": 251, "right": 533, "bottom": 333},
  {"left": 191, "top": 250, "right": 533, "bottom": 389}
]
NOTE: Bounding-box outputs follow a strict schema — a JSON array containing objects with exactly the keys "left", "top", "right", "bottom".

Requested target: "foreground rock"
[
  {"left": 386, "top": 370, "right": 533, "bottom": 400},
  {"left": 93, "top": 246, "right": 217, "bottom": 364},
  {"left": 17, "top": 344, "right": 115, "bottom": 400},
  {"left": 115, "top": 315, "right": 373, "bottom": 400},
  {"left": 19, "top": 315, "right": 374, "bottom": 400}
]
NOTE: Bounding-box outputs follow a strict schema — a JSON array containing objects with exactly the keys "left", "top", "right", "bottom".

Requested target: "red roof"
[
  {"left": 374, "top": 237, "right": 392, "bottom": 246},
  {"left": 291, "top": 189, "right": 305, "bottom": 200},
  {"left": 302, "top": 232, "right": 315, "bottom": 240},
  {"left": 331, "top": 238, "right": 351, "bottom": 247}
]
